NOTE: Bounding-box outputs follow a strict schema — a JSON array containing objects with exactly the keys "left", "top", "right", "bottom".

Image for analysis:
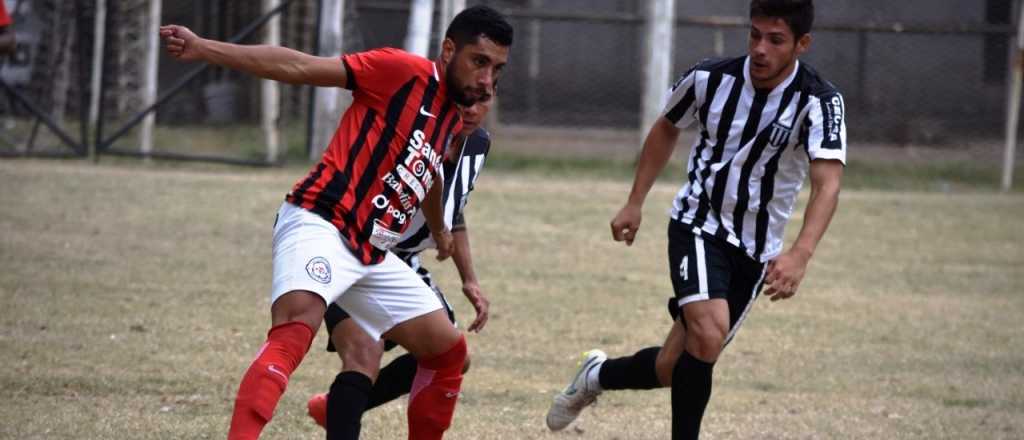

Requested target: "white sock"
[{"left": 585, "top": 361, "right": 603, "bottom": 393}]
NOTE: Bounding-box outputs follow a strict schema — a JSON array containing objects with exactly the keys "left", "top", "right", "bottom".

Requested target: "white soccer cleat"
[{"left": 545, "top": 349, "right": 607, "bottom": 431}]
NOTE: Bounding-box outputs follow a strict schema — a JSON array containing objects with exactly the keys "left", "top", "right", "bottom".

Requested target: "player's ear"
[
  {"left": 441, "top": 38, "right": 456, "bottom": 64},
  {"left": 795, "top": 33, "right": 812, "bottom": 56}
]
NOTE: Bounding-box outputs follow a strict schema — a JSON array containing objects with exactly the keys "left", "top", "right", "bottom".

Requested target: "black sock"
[
  {"left": 671, "top": 351, "right": 715, "bottom": 440},
  {"left": 326, "top": 371, "right": 372, "bottom": 440},
  {"left": 597, "top": 346, "right": 662, "bottom": 390},
  {"left": 365, "top": 353, "right": 418, "bottom": 410}
]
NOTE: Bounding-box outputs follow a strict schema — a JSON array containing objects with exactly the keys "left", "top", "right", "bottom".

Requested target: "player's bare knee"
[
  {"left": 339, "top": 341, "right": 383, "bottom": 380},
  {"left": 461, "top": 354, "right": 472, "bottom": 374},
  {"left": 270, "top": 290, "right": 326, "bottom": 329},
  {"left": 334, "top": 322, "right": 383, "bottom": 375},
  {"left": 685, "top": 320, "right": 727, "bottom": 362}
]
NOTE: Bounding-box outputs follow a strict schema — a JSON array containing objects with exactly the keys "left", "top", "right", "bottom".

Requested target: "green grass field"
[{"left": 1, "top": 158, "right": 1022, "bottom": 439}]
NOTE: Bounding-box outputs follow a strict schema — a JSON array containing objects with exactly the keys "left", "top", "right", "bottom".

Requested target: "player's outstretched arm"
[
  {"left": 611, "top": 117, "right": 681, "bottom": 245},
  {"left": 451, "top": 224, "right": 489, "bottom": 332},
  {"left": 160, "top": 24, "right": 347, "bottom": 88},
  {"left": 763, "top": 159, "right": 842, "bottom": 301}
]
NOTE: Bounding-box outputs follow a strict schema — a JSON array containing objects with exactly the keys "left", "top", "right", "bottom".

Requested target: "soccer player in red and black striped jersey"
[
  {"left": 307, "top": 96, "right": 496, "bottom": 439},
  {"left": 161, "top": 6, "right": 512, "bottom": 439}
]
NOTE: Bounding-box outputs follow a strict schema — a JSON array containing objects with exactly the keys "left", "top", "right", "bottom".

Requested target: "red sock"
[
  {"left": 228, "top": 321, "right": 315, "bottom": 440},
  {"left": 407, "top": 336, "right": 467, "bottom": 440}
]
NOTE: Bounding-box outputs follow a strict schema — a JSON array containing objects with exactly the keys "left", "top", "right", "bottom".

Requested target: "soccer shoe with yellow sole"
[{"left": 545, "top": 349, "right": 607, "bottom": 431}]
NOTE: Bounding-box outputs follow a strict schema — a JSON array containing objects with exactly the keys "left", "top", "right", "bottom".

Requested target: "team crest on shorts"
[{"left": 305, "top": 257, "right": 332, "bottom": 284}]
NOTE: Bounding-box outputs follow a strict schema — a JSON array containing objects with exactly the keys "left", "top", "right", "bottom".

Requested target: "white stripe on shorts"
[
  {"left": 724, "top": 264, "right": 767, "bottom": 346},
  {"left": 678, "top": 234, "right": 711, "bottom": 308},
  {"left": 695, "top": 235, "right": 709, "bottom": 295}
]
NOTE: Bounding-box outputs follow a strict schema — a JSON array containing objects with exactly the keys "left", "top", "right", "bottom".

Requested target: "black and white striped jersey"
[
  {"left": 663, "top": 56, "right": 846, "bottom": 262},
  {"left": 392, "top": 127, "right": 491, "bottom": 255}
]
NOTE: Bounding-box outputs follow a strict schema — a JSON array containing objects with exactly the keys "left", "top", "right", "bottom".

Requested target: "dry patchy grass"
[{"left": 0, "top": 160, "right": 1022, "bottom": 439}]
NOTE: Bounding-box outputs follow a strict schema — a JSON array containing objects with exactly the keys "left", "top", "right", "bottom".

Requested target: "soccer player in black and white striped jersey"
[{"left": 547, "top": 1, "right": 845, "bottom": 438}]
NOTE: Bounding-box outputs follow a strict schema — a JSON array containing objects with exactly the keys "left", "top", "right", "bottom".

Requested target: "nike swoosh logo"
[
  {"left": 565, "top": 357, "right": 598, "bottom": 396},
  {"left": 267, "top": 364, "right": 289, "bottom": 382},
  {"left": 419, "top": 106, "right": 437, "bottom": 118},
  {"left": 445, "top": 392, "right": 460, "bottom": 398}
]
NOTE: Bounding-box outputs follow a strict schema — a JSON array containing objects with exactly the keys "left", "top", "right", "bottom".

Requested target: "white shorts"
[{"left": 270, "top": 202, "right": 443, "bottom": 340}]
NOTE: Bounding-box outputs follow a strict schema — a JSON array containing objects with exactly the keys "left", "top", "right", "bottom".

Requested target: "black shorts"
[
  {"left": 666, "top": 220, "right": 766, "bottom": 345},
  {"left": 324, "top": 252, "right": 456, "bottom": 352}
]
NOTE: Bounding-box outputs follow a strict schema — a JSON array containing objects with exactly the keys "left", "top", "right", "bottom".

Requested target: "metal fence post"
[
  {"left": 309, "top": 0, "right": 344, "bottom": 161},
  {"left": 306, "top": 0, "right": 323, "bottom": 158},
  {"left": 140, "top": 0, "right": 161, "bottom": 159},
  {"left": 405, "top": 0, "right": 433, "bottom": 58},
  {"left": 87, "top": 0, "right": 106, "bottom": 162},
  {"left": 640, "top": 0, "right": 675, "bottom": 139},
  {"left": 1003, "top": 1, "right": 1024, "bottom": 191},
  {"left": 262, "top": 0, "right": 281, "bottom": 163}
]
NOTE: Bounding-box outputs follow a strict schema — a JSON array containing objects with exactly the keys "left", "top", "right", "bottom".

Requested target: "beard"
[{"left": 446, "top": 60, "right": 482, "bottom": 106}]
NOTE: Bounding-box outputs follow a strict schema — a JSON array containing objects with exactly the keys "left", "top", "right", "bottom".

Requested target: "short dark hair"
[
  {"left": 445, "top": 5, "right": 514, "bottom": 48},
  {"left": 750, "top": 0, "right": 814, "bottom": 39}
]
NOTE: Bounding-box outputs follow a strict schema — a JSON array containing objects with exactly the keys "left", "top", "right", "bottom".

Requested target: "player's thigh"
[
  {"left": 338, "top": 251, "right": 456, "bottom": 357},
  {"left": 383, "top": 308, "right": 460, "bottom": 359},
  {"left": 270, "top": 202, "right": 366, "bottom": 325},
  {"left": 722, "top": 255, "right": 768, "bottom": 346},
  {"left": 666, "top": 222, "right": 732, "bottom": 329}
]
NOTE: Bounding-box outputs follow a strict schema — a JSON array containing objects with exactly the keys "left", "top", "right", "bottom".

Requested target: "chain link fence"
[
  {"left": 0, "top": 0, "right": 1019, "bottom": 163},
  {"left": 495, "top": 0, "right": 1018, "bottom": 149},
  {"left": 0, "top": 0, "right": 84, "bottom": 156}
]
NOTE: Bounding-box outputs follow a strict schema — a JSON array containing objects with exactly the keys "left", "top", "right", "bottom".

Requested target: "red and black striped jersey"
[{"left": 286, "top": 48, "right": 463, "bottom": 265}]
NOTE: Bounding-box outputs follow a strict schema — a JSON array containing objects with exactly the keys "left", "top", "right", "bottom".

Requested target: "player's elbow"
[{"left": 810, "top": 161, "right": 843, "bottom": 196}]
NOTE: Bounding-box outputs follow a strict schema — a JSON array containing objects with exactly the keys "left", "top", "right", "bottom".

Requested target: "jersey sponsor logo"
[
  {"left": 404, "top": 129, "right": 443, "bottom": 177},
  {"left": 382, "top": 172, "right": 414, "bottom": 211},
  {"left": 305, "top": 257, "right": 332, "bottom": 284},
  {"left": 419, "top": 105, "right": 437, "bottom": 118},
  {"left": 369, "top": 219, "right": 402, "bottom": 250},
  {"left": 400, "top": 128, "right": 442, "bottom": 201},
  {"left": 397, "top": 164, "right": 427, "bottom": 201},
  {"left": 372, "top": 194, "right": 407, "bottom": 224},
  {"left": 826, "top": 96, "right": 843, "bottom": 143}
]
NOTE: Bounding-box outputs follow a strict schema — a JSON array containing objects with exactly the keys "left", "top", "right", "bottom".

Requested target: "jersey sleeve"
[
  {"left": 661, "top": 64, "right": 701, "bottom": 129},
  {"left": 804, "top": 91, "right": 847, "bottom": 164},
  {"left": 342, "top": 48, "right": 420, "bottom": 98}
]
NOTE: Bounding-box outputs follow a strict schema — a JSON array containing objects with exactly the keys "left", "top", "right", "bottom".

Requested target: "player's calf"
[
  {"left": 408, "top": 335, "right": 467, "bottom": 440},
  {"left": 229, "top": 320, "right": 316, "bottom": 440}
]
